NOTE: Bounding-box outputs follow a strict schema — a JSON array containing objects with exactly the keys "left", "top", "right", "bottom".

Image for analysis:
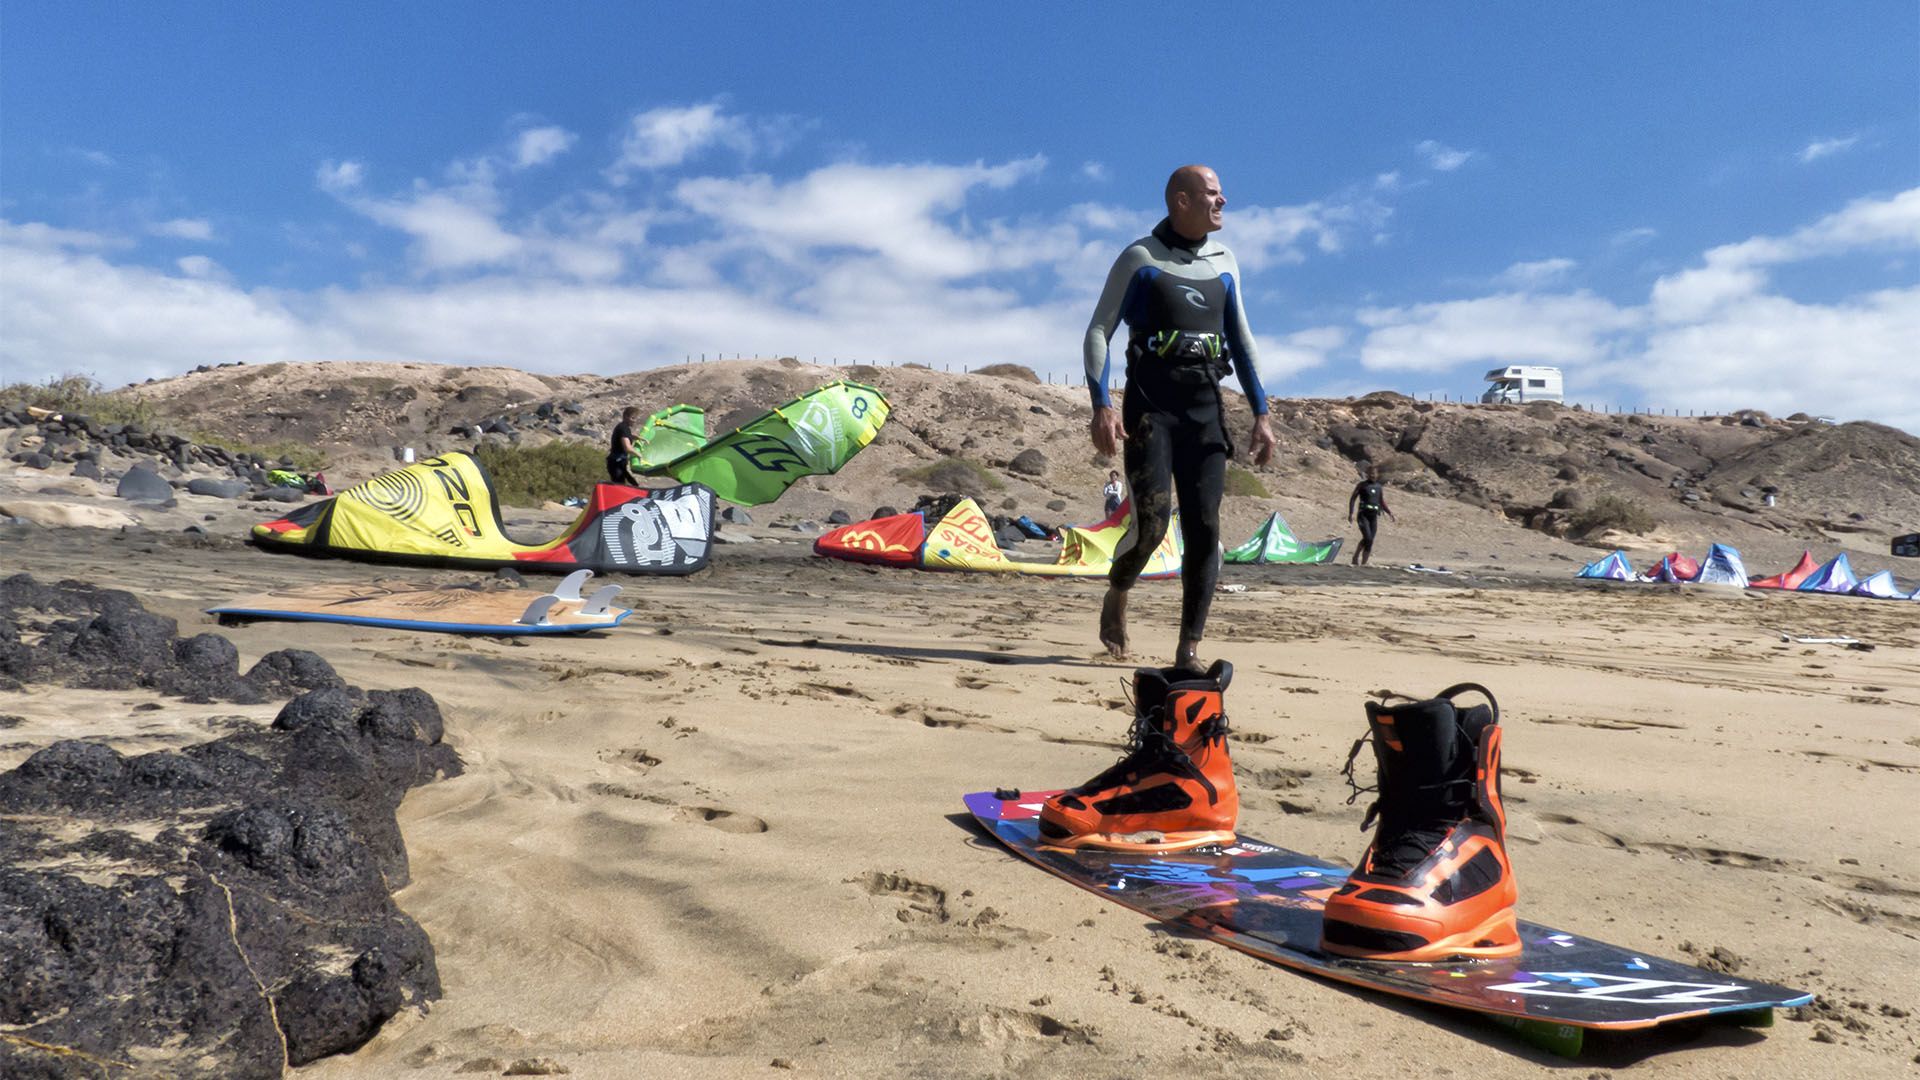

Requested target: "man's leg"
[
  {"left": 1104, "top": 411, "right": 1174, "bottom": 658},
  {"left": 1170, "top": 434, "right": 1227, "bottom": 672},
  {"left": 1356, "top": 512, "right": 1377, "bottom": 565}
]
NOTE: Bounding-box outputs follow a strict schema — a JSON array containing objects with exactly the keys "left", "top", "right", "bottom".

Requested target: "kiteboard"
[
  {"left": 209, "top": 569, "right": 630, "bottom": 635},
  {"left": 964, "top": 789, "right": 1809, "bottom": 1057}
]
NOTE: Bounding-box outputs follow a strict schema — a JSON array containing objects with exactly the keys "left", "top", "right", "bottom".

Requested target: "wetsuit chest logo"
[{"left": 1174, "top": 285, "right": 1209, "bottom": 310}]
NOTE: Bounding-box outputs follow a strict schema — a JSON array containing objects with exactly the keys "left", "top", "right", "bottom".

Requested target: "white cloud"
[
  {"left": 1255, "top": 325, "right": 1346, "bottom": 383},
  {"left": 1626, "top": 286, "right": 1920, "bottom": 420},
  {"left": 8, "top": 109, "right": 1916, "bottom": 439},
  {"left": 1229, "top": 193, "right": 1392, "bottom": 270},
  {"left": 1357, "top": 292, "right": 1639, "bottom": 373},
  {"left": 1610, "top": 226, "right": 1658, "bottom": 248},
  {"left": 514, "top": 126, "right": 576, "bottom": 169},
  {"left": 175, "top": 255, "right": 230, "bottom": 281},
  {"left": 149, "top": 218, "right": 214, "bottom": 241},
  {"left": 0, "top": 243, "right": 314, "bottom": 385},
  {"left": 1354, "top": 187, "right": 1920, "bottom": 431},
  {"left": 317, "top": 160, "right": 365, "bottom": 192},
  {"left": 1798, "top": 135, "right": 1860, "bottom": 164},
  {"left": 0, "top": 221, "right": 123, "bottom": 251},
  {"left": 673, "top": 157, "right": 1051, "bottom": 280},
  {"left": 1650, "top": 187, "right": 1920, "bottom": 322},
  {"left": 608, "top": 102, "right": 747, "bottom": 181},
  {"left": 1416, "top": 140, "right": 1475, "bottom": 171},
  {"left": 1495, "top": 258, "right": 1576, "bottom": 290},
  {"left": 1081, "top": 161, "right": 1107, "bottom": 182}
]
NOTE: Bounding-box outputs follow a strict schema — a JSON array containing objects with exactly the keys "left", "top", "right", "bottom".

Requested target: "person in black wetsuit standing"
[
  {"left": 607, "top": 406, "right": 640, "bottom": 485},
  {"left": 1347, "top": 464, "right": 1395, "bottom": 566},
  {"left": 1084, "top": 165, "right": 1276, "bottom": 672}
]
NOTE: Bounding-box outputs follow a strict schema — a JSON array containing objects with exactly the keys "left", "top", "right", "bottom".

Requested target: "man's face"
[{"left": 1173, "top": 169, "right": 1225, "bottom": 235}]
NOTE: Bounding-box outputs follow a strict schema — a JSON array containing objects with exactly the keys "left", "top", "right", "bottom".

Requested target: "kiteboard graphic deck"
[
  {"left": 209, "top": 571, "right": 630, "bottom": 635},
  {"left": 964, "top": 789, "right": 1809, "bottom": 1057}
]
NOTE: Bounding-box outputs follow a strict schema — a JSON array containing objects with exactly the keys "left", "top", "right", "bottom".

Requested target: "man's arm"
[
  {"left": 1084, "top": 248, "right": 1141, "bottom": 411},
  {"left": 1218, "top": 252, "right": 1275, "bottom": 465},
  {"left": 1348, "top": 484, "right": 1360, "bottom": 521},
  {"left": 1086, "top": 246, "right": 1143, "bottom": 455}
]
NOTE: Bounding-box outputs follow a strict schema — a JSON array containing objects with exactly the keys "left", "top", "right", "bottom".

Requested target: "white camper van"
[{"left": 1480, "top": 365, "right": 1564, "bottom": 404}]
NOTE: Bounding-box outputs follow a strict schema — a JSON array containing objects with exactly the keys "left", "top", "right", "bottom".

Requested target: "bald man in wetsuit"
[{"left": 1085, "top": 165, "right": 1276, "bottom": 672}]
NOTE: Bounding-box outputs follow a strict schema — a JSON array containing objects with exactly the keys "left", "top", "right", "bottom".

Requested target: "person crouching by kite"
[{"left": 608, "top": 406, "right": 640, "bottom": 486}]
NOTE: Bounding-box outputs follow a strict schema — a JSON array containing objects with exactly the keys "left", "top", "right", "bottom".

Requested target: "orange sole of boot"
[
  {"left": 1321, "top": 907, "right": 1521, "bottom": 963},
  {"left": 1040, "top": 827, "right": 1236, "bottom": 854}
]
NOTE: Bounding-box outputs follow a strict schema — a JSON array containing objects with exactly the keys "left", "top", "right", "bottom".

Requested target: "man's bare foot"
[
  {"left": 1099, "top": 587, "right": 1128, "bottom": 659},
  {"left": 1173, "top": 639, "right": 1205, "bottom": 674}
]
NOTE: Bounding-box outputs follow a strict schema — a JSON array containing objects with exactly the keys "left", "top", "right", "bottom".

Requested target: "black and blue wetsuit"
[
  {"left": 1084, "top": 217, "right": 1269, "bottom": 643},
  {"left": 1348, "top": 479, "right": 1388, "bottom": 565}
]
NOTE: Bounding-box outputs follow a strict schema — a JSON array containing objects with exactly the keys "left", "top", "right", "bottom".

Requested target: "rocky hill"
[{"left": 11, "top": 357, "right": 1913, "bottom": 575}]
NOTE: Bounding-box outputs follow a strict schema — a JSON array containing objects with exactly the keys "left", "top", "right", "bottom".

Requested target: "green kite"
[
  {"left": 630, "top": 404, "right": 708, "bottom": 471},
  {"left": 662, "top": 380, "right": 890, "bottom": 506},
  {"left": 1223, "top": 512, "right": 1344, "bottom": 564}
]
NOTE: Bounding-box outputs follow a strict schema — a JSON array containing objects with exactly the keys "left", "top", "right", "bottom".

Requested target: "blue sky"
[{"left": 4, "top": 3, "right": 1917, "bottom": 431}]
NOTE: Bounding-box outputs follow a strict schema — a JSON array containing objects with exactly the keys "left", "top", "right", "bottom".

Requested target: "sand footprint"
[
  {"left": 596, "top": 747, "right": 661, "bottom": 772},
  {"left": 853, "top": 871, "right": 949, "bottom": 924},
  {"left": 673, "top": 805, "right": 769, "bottom": 834}
]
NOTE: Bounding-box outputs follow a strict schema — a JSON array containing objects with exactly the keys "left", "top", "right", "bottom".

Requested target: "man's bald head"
[{"left": 1164, "top": 165, "right": 1225, "bottom": 238}]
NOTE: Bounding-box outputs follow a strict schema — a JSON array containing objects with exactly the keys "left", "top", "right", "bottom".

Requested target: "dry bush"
[
  {"left": 1224, "top": 466, "right": 1270, "bottom": 498},
  {"left": 1569, "top": 494, "right": 1656, "bottom": 537},
  {"left": 971, "top": 364, "right": 1040, "bottom": 383},
  {"left": 1, "top": 372, "right": 157, "bottom": 427}
]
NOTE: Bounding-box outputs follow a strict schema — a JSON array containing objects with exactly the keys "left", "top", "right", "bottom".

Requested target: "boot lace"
[
  {"left": 1340, "top": 691, "right": 1476, "bottom": 877},
  {"left": 1073, "top": 677, "right": 1230, "bottom": 799}
]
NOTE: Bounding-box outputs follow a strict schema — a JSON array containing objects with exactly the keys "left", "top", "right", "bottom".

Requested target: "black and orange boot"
[
  {"left": 1319, "top": 683, "right": 1519, "bottom": 962},
  {"left": 1038, "top": 661, "right": 1238, "bottom": 852}
]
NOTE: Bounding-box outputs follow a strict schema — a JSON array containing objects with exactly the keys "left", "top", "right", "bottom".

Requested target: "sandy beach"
[{"left": 4, "top": 476, "right": 1916, "bottom": 1078}]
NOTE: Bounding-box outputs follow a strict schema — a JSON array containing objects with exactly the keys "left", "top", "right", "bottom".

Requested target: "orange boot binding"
[
  {"left": 1039, "top": 661, "right": 1238, "bottom": 852},
  {"left": 1320, "top": 683, "right": 1519, "bottom": 961}
]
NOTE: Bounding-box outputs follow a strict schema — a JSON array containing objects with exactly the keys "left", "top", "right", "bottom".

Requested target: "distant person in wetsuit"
[
  {"left": 1103, "top": 470, "right": 1124, "bottom": 517},
  {"left": 608, "top": 406, "right": 640, "bottom": 485},
  {"left": 1347, "top": 464, "right": 1395, "bottom": 566},
  {"left": 1085, "top": 164, "right": 1276, "bottom": 672}
]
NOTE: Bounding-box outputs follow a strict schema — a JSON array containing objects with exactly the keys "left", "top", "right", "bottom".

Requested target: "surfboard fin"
[
  {"left": 578, "top": 584, "right": 623, "bottom": 616},
  {"left": 551, "top": 569, "right": 595, "bottom": 602},
  {"left": 516, "top": 594, "right": 560, "bottom": 626}
]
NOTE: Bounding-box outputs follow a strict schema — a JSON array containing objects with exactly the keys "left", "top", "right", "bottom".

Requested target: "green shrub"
[
  {"left": 1569, "top": 494, "right": 1656, "bottom": 537},
  {"left": 898, "top": 458, "right": 1004, "bottom": 499},
  {"left": 1, "top": 372, "right": 157, "bottom": 427},
  {"left": 1224, "top": 465, "right": 1270, "bottom": 498},
  {"left": 475, "top": 440, "right": 607, "bottom": 507}
]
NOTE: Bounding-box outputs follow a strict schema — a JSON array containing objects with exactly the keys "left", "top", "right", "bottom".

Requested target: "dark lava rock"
[
  {"left": 825, "top": 508, "right": 853, "bottom": 525},
  {"left": 0, "top": 579, "right": 281, "bottom": 704},
  {"left": 72, "top": 458, "right": 104, "bottom": 481},
  {"left": 115, "top": 465, "right": 175, "bottom": 503},
  {"left": 720, "top": 506, "right": 753, "bottom": 525},
  {"left": 871, "top": 506, "right": 899, "bottom": 520},
  {"left": 245, "top": 649, "right": 348, "bottom": 697},
  {"left": 0, "top": 578, "right": 460, "bottom": 1077},
  {"left": 1006, "top": 448, "right": 1048, "bottom": 476},
  {"left": 186, "top": 477, "right": 248, "bottom": 499}
]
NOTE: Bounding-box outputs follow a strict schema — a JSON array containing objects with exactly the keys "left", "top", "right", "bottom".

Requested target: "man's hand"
[
  {"left": 1247, "top": 414, "right": 1276, "bottom": 467},
  {"left": 1090, "top": 406, "right": 1125, "bottom": 459}
]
